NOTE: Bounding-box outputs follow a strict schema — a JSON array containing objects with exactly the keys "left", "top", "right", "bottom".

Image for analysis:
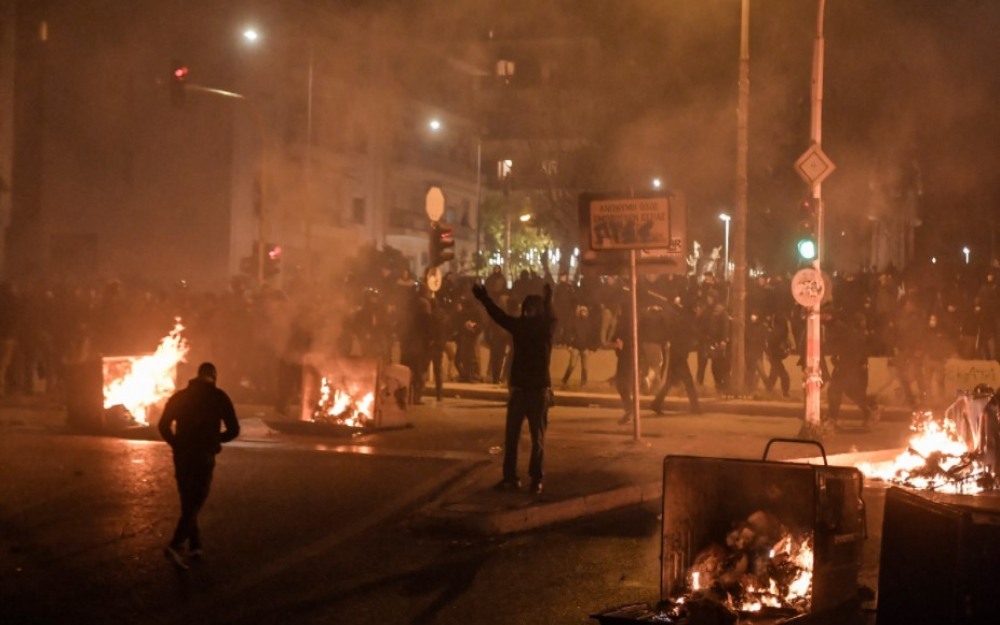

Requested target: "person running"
[
  {"left": 158, "top": 362, "right": 240, "bottom": 569},
  {"left": 471, "top": 281, "right": 556, "bottom": 495}
]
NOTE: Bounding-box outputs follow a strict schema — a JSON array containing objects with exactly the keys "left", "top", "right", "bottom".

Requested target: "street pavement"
[
  {"left": 0, "top": 385, "right": 916, "bottom": 541},
  {"left": 412, "top": 383, "right": 913, "bottom": 536}
]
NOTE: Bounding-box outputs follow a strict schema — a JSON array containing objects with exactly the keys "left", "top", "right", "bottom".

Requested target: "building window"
[
  {"left": 498, "top": 159, "right": 513, "bottom": 179},
  {"left": 541, "top": 160, "right": 558, "bottom": 176},
  {"left": 352, "top": 198, "right": 366, "bottom": 225},
  {"left": 496, "top": 59, "right": 515, "bottom": 79}
]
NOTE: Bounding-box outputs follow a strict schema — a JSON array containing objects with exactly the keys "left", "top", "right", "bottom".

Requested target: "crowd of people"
[{"left": 1, "top": 249, "right": 999, "bottom": 415}]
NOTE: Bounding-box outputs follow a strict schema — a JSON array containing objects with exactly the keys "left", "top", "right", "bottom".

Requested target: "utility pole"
[
  {"left": 802, "top": 0, "right": 828, "bottom": 433},
  {"left": 732, "top": 0, "right": 750, "bottom": 395}
]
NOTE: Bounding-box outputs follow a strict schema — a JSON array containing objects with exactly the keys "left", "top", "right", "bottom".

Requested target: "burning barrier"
[
  {"left": 858, "top": 390, "right": 1000, "bottom": 494},
  {"left": 65, "top": 319, "right": 189, "bottom": 433},
  {"left": 593, "top": 445, "right": 865, "bottom": 624},
  {"left": 102, "top": 319, "right": 190, "bottom": 427},
  {"left": 312, "top": 376, "right": 376, "bottom": 428},
  {"left": 660, "top": 511, "right": 814, "bottom": 621}
]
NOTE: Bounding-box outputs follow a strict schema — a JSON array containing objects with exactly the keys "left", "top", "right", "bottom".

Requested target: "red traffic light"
[{"left": 173, "top": 66, "right": 189, "bottom": 80}]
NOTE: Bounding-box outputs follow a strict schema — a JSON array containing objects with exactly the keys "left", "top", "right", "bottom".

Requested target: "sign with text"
[
  {"left": 587, "top": 196, "right": 673, "bottom": 250},
  {"left": 578, "top": 191, "right": 686, "bottom": 275}
]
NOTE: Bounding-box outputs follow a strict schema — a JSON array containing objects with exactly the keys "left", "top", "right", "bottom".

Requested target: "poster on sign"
[
  {"left": 578, "top": 191, "right": 686, "bottom": 275},
  {"left": 588, "top": 196, "right": 671, "bottom": 250}
]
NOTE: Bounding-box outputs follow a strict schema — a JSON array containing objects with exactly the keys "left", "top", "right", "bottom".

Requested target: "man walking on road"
[
  {"left": 650, "top": 303, "right": 702, "bottom": 415},
  {"left": 158, "top": 362, "right": 240, "bottom": 568},
  {"left": 472, "top": 281, "right": 557, "bottom": 495}
]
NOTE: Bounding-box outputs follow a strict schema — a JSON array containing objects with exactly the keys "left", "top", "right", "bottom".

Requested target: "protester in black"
[
  {"left": 158, "top": 362, "right": 240, "bottom": 568},
  {"left": 650, "top": 303, "right": 702, "bottom": 414},
  {"left": 471, "top": 282, "right": 556, "bottom": 495}
]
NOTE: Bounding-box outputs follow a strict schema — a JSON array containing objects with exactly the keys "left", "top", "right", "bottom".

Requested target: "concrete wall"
[{"left": 460, "top": 346, "right": 1000, "bottom": 407}]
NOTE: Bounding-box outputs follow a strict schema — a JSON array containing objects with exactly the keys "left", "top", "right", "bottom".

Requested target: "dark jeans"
[
  {"left": 828, "top": 367, "right": 871, "bottom": 422},
  {"left": 652, "top": 359, "right": 701, "bottom": 413},
  {"left": 765, "top": 353, "right": 790, "bottom": 396},
  {"left": 503, "top": 388, "right": 549, "bottom": 483},
  {"left": 170, "top": 451, "right": 216, "bottom": 550}
]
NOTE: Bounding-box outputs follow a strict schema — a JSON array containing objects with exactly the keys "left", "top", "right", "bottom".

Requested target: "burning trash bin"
[
  {"left": 859, "top": 387, "right": 1000, "bottom": 494},
  {"left": 592, "top": 439, "right": 867, "bottom": 624},
  {"left": 266, "top": 354, "right": 410, "bottom": 435},
  {"left": 65, "top": 320, "right": 189, "bottom": 436}
]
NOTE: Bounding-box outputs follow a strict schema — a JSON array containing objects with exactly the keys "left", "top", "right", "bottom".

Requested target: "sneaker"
[
  {"left": 618, "top": 413, "right": 633, "bottom": 425},
  {"left": 494, "top": 478, "right": 521, "bottom": 491},
  {"left": 650, "top": 402, "right": 664, "bottom": 415},
  {"left": 164, "top": 545, "right": 188, "bottom": 570},
  {"left": 531, "top": 481, "right": 543, "bottom": 495},
  {"left": 188, "top": 548, "right": 203, "bottom": 560}
]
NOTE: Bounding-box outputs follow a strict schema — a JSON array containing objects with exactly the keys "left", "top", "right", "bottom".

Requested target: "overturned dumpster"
[
  {"left": 592, "top": 439, "right": 867, "bottom": 624},
  {"left": 265, "top": 354, "right": 411, "bottom": 436},
  {"left": 65, "top": 321, "right": 189, "bottom": 438}
]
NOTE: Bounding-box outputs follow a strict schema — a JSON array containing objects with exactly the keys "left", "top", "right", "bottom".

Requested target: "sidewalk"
[
  {"left": 427, "top": 381, "right": 914, "bottom": 421},
  {"left": 411, "top": 389, "right": 914, "bottom": 536}
]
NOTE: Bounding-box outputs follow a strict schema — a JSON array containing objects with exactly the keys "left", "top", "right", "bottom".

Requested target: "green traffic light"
[{"left": 797, "top": 238, "right": 817, "bottom": 260}]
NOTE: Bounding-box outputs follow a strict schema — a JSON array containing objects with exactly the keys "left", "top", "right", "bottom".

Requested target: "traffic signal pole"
[{"left": 803, "top": 0, "right": 827, "bottom": 431}]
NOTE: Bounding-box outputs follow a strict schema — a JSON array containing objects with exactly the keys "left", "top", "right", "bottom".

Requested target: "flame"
[
  {"left": 102, "top": 319, "right": 189, "bottom": 426},
  {"left": 682, "top": 531, "right": 814, "bottom": 615},
  {"left": 858, "top": 410, "right": 996, "bottom": 494},
  {"left": 313, "top": 377, "right": 374, "bottom": 428}
]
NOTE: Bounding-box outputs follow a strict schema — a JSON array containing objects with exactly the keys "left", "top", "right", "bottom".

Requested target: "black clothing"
[
  {"left": 159, "top": 377, "right": 240, "bottom": 455},
  {"left": 158, "top": 376, "right": 239, "bottom": 551},
  {"left": 651, "top": 311, "right": 701, "bottom": 413},
  {"left": 473, "top": 287, "right": 557, "bottom": 391},
  {"left": 473, "top": 284, "right": 556, "bottom": 485}
]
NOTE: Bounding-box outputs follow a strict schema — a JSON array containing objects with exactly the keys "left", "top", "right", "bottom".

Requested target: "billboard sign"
[{"left": 578, "top": 191, "right": 686, "bottom": 275}]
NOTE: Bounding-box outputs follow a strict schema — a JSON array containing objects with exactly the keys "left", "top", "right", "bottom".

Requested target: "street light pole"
[
  {"left": 720, "top": 213, "right": 731, "bottom": 281},
  {"left": 732, "top": 0, "right": 750, "bottom": 395},
  {"left": 304, "top": 44, "right": 314, "bottom": 284},
  {"left": 475, "top": 134, "right": 482, "bottom": 275}
]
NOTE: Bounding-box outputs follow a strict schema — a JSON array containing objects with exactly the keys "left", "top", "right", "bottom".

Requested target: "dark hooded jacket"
[{"left": 158, "top": 377, "right": 240, "bottom": 456}]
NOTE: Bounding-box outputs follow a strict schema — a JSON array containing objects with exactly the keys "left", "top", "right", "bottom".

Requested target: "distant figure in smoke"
[
  {"left": 472, "top": 281, "right": 556, "bottom": 495},
  {"left": 158, "top": 362, "right": 240, "bottom": 569}
]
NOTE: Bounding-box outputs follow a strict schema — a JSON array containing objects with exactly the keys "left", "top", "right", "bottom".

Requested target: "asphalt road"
[{"left": 0, "top": 399, "right": 903, "bottom": 625}]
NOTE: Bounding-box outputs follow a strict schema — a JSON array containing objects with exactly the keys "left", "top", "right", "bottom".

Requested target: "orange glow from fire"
[
  {"left": 858, "top": 410, "right": 994, "bottom": 494},
  {"left": 314, "top": 377, "right": 374, "bottom": 428},
  {"left": 102, "top": 319, "right": 189, "bottom": 426}
]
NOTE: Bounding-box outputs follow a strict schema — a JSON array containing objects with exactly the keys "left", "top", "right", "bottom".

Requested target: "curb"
[
  {"left": 429, "top": 385, "right": 913, "bottom": 422},
  {"left": 415, "top": 480, "right": 663, "bottom": 536}
]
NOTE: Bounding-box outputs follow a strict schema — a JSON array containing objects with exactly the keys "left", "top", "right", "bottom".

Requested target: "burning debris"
[
  {"left": 859, "top": 390, "right": 1000, "bottom": 494},
  {"left": 101, "top": 319, "right": 189, "bottom": 427},
  {"left": 659, "top": 511, "right": 813, "bottom": 621},
  {"left": 312, "top": 377, "right": 375, "bottom": 428}
]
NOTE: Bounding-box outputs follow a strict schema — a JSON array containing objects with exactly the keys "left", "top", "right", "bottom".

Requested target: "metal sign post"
[
  {"left": 577, "top": 192, "right": 684, "bottom": 441},
  {"left": 629, "top": 249, "right": 641, "bottom": 440}
]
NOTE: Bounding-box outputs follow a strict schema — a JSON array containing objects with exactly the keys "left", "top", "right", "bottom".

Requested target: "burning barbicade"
[
  {"left": 671, "top": 510, "right": 814, "bottom": 619},
  {"left": 102, "top": 319, "right": 190, "bottom": 427},
  {"left": 312, "top": 376, "right": 375, "bottom": 428},
  {"left": 859, "top": 402, "right": 999, "bottom": 494}
]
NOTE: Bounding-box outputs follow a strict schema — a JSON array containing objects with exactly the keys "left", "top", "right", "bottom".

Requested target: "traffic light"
[
  {"left": 796, "top": 197, "right": 818, "bottom": 261},
  {"left": 170, "top": 59, "right": 188, "bottom": 107},
  {"left": 429, "top": 222, "right": 455, "bottom": 267},
  {"left": 264, "top": 243, "right": 282, "bottom": 278}
]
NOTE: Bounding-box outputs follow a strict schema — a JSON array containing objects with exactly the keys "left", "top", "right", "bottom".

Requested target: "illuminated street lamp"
[
  {"left": 719, "top": 213, "right": 731, "bottom": 280},
  {"left": 428, "top": 119, "right": 442, "bottom": 132},
  {"left": 652, "top": 177, "right": 662, "bottom": 190},
  {"left": 519, "top": 213, "right": 532, "bottom": 223},
  {"left": 242, "top": 28, "right": 260, "bottom": 43},
  {"left": 963, "top": 246, "right": 971, "bottom": 264}
]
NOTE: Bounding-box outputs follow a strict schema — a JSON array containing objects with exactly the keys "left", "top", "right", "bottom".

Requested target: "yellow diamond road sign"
[{"left": 794, "top": 145, "right": 836, "bottom": 186}]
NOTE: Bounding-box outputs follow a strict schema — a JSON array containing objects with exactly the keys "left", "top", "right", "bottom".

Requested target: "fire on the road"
[
  {"left": 858, "top": 409, "right": 997, "bottom": 494},
  {"left": 313, "top": 377, "right": 375, "bottom": 428},
  {"left": 102, "top": 319, "right": 189, "bottom": 426}
]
